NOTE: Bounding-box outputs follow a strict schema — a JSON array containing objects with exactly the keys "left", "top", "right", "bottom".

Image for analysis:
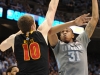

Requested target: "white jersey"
[{"left": 53, "top": 32, "right": 90, "bottom": 75}]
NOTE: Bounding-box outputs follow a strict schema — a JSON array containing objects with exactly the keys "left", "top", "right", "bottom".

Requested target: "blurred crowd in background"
[{"left": 0, "top": 0, "right": 100, "bottom": 26}]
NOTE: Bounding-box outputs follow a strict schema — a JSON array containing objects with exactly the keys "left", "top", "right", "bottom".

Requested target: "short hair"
[
  {"left": 17, "top": 14, "right": 34, "bottom": 33},
  {"left": 6, "top": 66, "right": 17, "bottom": 74}
]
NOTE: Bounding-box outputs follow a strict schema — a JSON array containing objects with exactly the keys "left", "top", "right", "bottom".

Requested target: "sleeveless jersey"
[{"left": 14, "top": 31, "right": 49, "bottom": 75}]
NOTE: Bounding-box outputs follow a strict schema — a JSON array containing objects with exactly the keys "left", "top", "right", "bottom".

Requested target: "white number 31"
[{"left": 68, "top": 51, "right": 80, "bottom": 62}]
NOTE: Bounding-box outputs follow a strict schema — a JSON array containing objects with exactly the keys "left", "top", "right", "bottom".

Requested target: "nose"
[
  {"left": 63, "top": 31, "right": 67, "bottom": 36},
  {"left": 64, "top": 31, "right": 67, "bottom": 34}
]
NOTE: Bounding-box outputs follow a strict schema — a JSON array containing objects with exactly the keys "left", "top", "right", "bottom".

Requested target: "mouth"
[{"left": 64, "top": 35, "right": 67, "bottom": 38}]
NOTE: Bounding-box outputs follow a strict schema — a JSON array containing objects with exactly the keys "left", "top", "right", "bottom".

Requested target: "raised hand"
[{"left": 74, "top": 13, "right": 91, "bottom": 26}]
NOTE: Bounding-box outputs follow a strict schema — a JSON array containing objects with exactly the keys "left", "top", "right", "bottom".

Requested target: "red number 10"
[{"left": 22, "top": 42, "right": 41, "bottom": 61}]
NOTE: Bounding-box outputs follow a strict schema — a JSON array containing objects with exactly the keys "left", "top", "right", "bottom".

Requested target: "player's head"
[
  {"left": 18, "top": 14, "right": 36, "bottom": 34},
  {"left": 60, "top": 27, "right": 75, "bottom": 43},
  {"left": 6, "top": 66, "right": 19, "bottom": 75}
]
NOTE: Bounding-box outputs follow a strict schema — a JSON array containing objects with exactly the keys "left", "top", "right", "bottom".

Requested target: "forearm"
[
  {"left": 49, "top": 0, "right": 59, "bottom": 10},
  {"left": 92, "top": 0, "right": 99, "bottom": 19},
  {"left": 85, "top": 0, "right": 99, "bottom": 38},
  {"left": 46, "top": 0, "right": 59, "bottom": 26},
  {"left": 48, "top": 33, "right": 58, "bottom": 46},
  {"left": 49, "top": 20, "right": 75, "bottom": 35},
  {"left": 38, "top": 0, "right": 59, "bottom": 35},
  {"left": 0, "top": 40, "right": 11, "bottom": 51}
]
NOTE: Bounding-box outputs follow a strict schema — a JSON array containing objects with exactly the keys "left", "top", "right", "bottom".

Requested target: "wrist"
[{"left": 72, "top": 20, "right": 77, "bottom": 26}]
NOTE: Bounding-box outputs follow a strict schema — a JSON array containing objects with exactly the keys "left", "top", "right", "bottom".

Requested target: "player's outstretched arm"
[
  {"left": 0, "top": 31, "right": 22, "bottom": 51},
  {"left": 37, "top": 0, "right": 59, "bottom": 36},
  {"left": 48, "top": 14, "right": 90, "bottom": 46},
  {"left": 85, "top": 0, "right": 99, "bottom": 38}
]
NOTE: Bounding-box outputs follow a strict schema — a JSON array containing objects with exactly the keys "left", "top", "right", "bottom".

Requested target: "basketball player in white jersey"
[{"left": 48, "top": 0, "right": 99, "bottom": 75}]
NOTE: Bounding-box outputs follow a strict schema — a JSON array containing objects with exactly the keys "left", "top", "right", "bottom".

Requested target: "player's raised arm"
[
  {"left": 85, "top": 0, "right": 99, "bottom": 38},
  {"left": 48, "top": 14, "right": 90, "bottom": 46},
  {"left": 37, "top": 0, "right": 59, "bottom": 35}
]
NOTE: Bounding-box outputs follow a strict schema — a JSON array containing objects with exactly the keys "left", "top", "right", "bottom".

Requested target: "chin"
[{"left": 63, "top": 40, "right": 70, "bottom": 43}]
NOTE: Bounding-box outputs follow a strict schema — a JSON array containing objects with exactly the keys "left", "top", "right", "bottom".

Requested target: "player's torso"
[
  {"left": 57, "top": 41, "right": 88, "bottom": 75},
  {"left": 14, "top": 31, "right": 49, "bottom": 75}
]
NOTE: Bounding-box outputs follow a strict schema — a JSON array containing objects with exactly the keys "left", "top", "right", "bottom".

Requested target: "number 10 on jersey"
[{"left": 22, "top": 42, "right": 41, "bottom": 61}]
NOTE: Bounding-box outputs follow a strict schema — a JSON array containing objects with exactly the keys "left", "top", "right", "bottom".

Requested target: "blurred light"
[
  {"left": 6, "top": 9, "right": 66, "bottom": 27},
  {"left": 59, "top": 21, "right": 64, "bottom": 24},
  {"left": 20, "top": 12, "right": 26, "bottom": 17},
  {"left": 1, "top": 24, "right": 13, "bottom": 29},
  {"left": 52, "top": 20, "right": 60, "bottom": 26},
  {"left": 38, "top": 16, "right": 45, "bottom": 25},
  {"left": 7, "top": 9, "right": 14, "bottom": 20},
  {"left": 13, "top": 11, "right": 21, "bottom": 21},
  {"left": 34, "top": 15, "right": 39, "bottom": 21},
  {"left": 0, "top": 7, "right": 3, "bottom": 17}
]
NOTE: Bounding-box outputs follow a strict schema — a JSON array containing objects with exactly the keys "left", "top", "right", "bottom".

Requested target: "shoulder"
[
  {"left": 14, "top": 34, "right": 25, "bottom": 41},
  {"left": 31, "top": 31, "right": 43, "bottom": 37},
  {"left": 15, "top": 34, "right": 22, "bottom": 38},
  {"left": 76, "top": 31, "right": 88, "bottom": 40},
  {"left": 54, "top": 40, "right": 65, "bottom": 47}
]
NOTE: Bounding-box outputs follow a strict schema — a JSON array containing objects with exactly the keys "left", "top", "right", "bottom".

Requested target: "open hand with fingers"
[{"left": 74, "top": 13, "right": 91, "bottom": 26}]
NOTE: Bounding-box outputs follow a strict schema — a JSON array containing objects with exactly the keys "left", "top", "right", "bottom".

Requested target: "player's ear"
[{"left": 31, "top": 24, "right": 36, "bottom": 31}]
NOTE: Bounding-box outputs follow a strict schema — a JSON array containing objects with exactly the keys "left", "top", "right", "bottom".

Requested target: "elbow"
[
  {"left": 0, "top": 48, "right": 5, "bottom": 52},
  {"left": 95, "top": 16, "right": 99, "bottom": 20},
  {"left": 92, "top": 16, "right": 99, "bottom": 22},
  {"left": 95, "top": 17, "right": 99, "bottom": 22},
  {"left": 93, "top": 14, "right": 99, "bottom": 21},
  {"left": 48, "top": 28, "right": 55, "bottom": 36},
  {"left": 0, "top": 45, "right": 5, "bottom": 52},
  {"left": 0, "top": 44, "right": 8, "bottom": 52}
]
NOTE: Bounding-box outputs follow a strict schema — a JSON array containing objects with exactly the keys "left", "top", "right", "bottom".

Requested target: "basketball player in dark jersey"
[
  {"left": 48, "top": 0, "right": 99, "bottom": 75},
  {"left": 1, "top": 0, "right": 59, "bottom": 74},
  {"left": 14, "top": 19, "right": 49, "bottom": 74},
  {"left": 0, "top": 0, "right": 59, "bottom": 52}
]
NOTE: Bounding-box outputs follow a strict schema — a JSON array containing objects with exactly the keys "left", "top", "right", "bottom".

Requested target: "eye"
[
  {"left": 61, "top": 31, "right": 64, "bottom": 33},
  {"left": 66, "top": 30, "right": 68, "bottom": 32}
]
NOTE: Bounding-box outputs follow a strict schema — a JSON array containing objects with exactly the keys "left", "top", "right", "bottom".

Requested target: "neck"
[{"left": 64, "top": 39, "right": 74, "bottom": 43}]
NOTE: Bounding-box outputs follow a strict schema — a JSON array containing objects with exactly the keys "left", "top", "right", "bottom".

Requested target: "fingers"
[
  {"left": 79, "top": 13, "right": 90, "bottom": 23},
  {"left": 75, "top": 13, "right": 91, "bottom": 26},
  {"left": 82, "top": 13, "right": 90, "bottom": 17},
  {"left": 85, "top": 17, "right": 91, "bottom": 22},
  {"left": 80, "top": 16, "right": 86, "bottom": 23},
  {"left": 83, "top": 23, "right": 88, "bottom": 25},
  {"left": 85, "top": 17, "right": 91, "bottom": 19},
  {"left": 80, "top": 15, "right": 91, "bottom": 23}
]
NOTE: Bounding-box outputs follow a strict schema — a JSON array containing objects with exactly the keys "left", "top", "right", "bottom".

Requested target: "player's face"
[
  {"left": 60, "top": 28, "right": 74, "bottom": 43},
  {"left": 10, "top": 67, "right": 19, "bottom": 75}
]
